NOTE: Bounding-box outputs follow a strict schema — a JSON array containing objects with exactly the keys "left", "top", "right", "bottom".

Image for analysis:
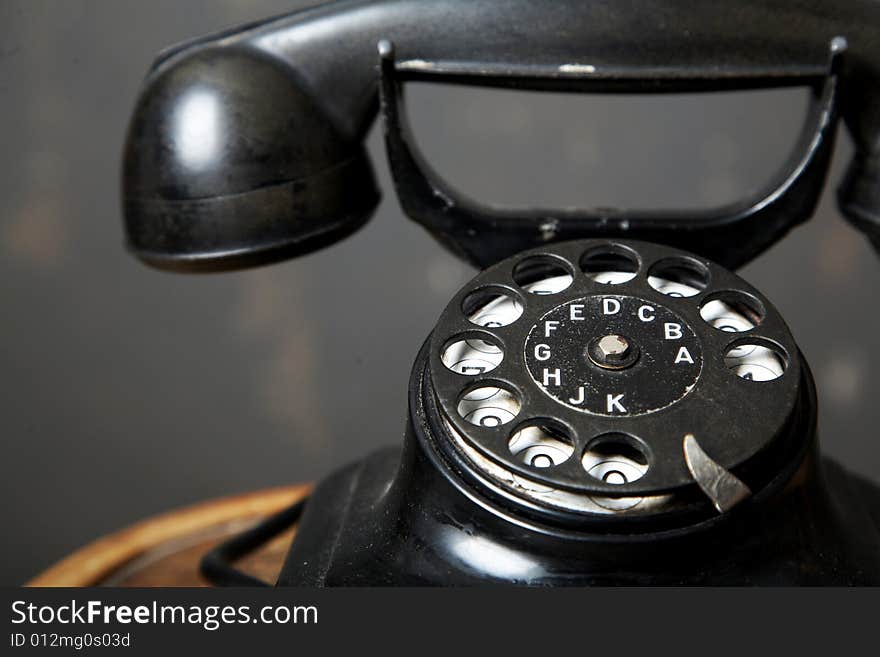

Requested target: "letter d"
[{"left": 603, "top": 298, "right": 621, "bottom": 315}]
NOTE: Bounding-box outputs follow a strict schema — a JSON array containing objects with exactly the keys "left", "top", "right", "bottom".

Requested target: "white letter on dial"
[
  {"left": 606, "top": 393, "right": 627, "bottom": 413},
  {"left": 603, "top": 298, "right": 621, "bottom": 315},
  {"left": 664, "top": 322, "right": 683, "bottom": 340},
  {"left": 543, "top": 368, "right": 561, "bottom": 387},
  {"left": 638, "top": 305, "right": 655, "bottom": 322},
  {"left": 674, "top": 346, "right": 694, "bottom": 364}
]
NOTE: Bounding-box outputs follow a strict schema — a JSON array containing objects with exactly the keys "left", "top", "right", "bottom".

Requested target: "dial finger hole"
[
  {"left": 463, "top": 287, "right": 524, "bottom": 328},
  {"left": 580, "top": 244, "right": 640, "bottom": 284},
  {"left": 508, "top": 422, "right": 574, "bottom": 468},
  {"left": 513, "top": 256, "right": 574, "bottom": 295},
  {"left": 442, "top": 334, "right": 504, "bottom": 375},
  {"left": 724, "top": 341, "right": 787, "bottom": 381},
  {"left": 457, "top": 386, "right": 522, "bottom": 427},
  {"left": 582, "top": 434, "right": 650, "bottom": 484},
  {"left": 647, "top": 257, "right": 709, "bottom": 298},
  {"left": 465, "top": 337, "right": 502, "bottom": 355},
  {"left": 700, "top": 291, "right": 766, "bottom": 332}
]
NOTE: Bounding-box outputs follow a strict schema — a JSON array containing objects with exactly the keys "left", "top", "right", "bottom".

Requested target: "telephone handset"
[
  {"left": 123, "top": 0, "right": 880, "bottom": 270},
  {"left": 121, "top": 1, "right": 880, "bottom": 585}
]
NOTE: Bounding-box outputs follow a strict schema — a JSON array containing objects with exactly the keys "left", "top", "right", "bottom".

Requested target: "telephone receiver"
[
  {"left": 122, "top": 0, "right": 880, "bottom": 271},
  {"left": 121, "top": 1, "right": 880, "bottom": 586}
]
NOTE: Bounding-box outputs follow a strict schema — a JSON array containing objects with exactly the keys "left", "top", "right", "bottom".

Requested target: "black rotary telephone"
[{"left": 121, "top": 0, "right": 880, "bottom": 585}]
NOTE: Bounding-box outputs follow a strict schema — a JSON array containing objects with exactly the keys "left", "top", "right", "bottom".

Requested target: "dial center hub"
[
  {"left": 525, "top": 295, "right": 703, "bottom": 416},
  {"left": 588, "top": 333, "right": 639, "bottom": 370}
]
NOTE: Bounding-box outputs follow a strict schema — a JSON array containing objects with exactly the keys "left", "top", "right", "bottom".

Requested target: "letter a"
[{"left": 675, "top": 346, "right": 694, "bottom": 364}]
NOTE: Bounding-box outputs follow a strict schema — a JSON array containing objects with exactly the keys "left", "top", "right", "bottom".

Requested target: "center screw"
[{"left": 588, "top": 334, "right": 639, "bottom": 370}]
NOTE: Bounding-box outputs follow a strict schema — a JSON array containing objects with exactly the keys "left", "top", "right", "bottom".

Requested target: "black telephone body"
[{"left": 121, "top": 0, "right": 880, "bottom": 585}]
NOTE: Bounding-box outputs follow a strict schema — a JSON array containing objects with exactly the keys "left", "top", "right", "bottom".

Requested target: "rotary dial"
[{"left": 427, "top": 240, "right": 800, "bottom": 505}]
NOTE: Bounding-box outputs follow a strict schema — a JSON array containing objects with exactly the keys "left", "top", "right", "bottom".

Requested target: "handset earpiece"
[{"left": 122, "top": 43, "right": 380, "bottom": 272}]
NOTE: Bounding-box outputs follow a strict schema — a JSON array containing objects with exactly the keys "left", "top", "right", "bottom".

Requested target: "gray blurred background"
[{"left": 1, "top": 1, "right": 877, "bottom": 585}]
